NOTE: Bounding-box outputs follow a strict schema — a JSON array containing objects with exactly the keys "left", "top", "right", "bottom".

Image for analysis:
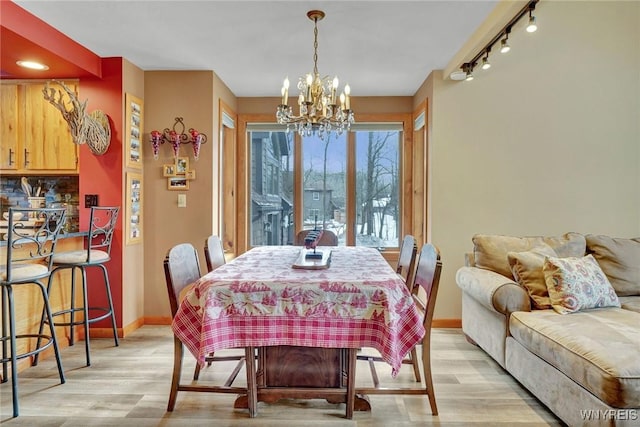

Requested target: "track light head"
[
  {"left": 481, "top": 55, "right": 491, "bottom": 70},
  {"left": 526, "top": 13, "right": 537, "bottom": 32},
  {"left": 463, "top": 63, "right": 474, "bottom": 81},
  {"left": 500, "top": 36, "right": 511, "bottom": 54}
]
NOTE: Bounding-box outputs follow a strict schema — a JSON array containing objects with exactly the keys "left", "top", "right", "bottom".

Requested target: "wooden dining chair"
[
  {"left": 353, "top": 243, "right": 442, "bottom": 415},
  {"left": 295, "top": 229, "right": 339, "bottom": 246},
  {"left": 204, "top": 234, "right": 225, "bottom": 272},
  {"left": 397, "top": 235, "right": 417, "bottom": 288},
  {"left": 164, "top": 243, "right": 257, "bottom": 416}
]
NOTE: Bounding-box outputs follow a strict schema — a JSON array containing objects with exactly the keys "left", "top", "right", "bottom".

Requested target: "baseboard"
[
  {"left": 143, "top": 316, "right": 172, "bottom": 325},
  {"left": 432, "top": 318, "right": 461, "bottom": 328}
]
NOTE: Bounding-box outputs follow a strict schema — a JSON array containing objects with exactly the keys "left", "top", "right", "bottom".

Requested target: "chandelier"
[{"left": 276, "top": 10, "right": 354, "bottom": 139}]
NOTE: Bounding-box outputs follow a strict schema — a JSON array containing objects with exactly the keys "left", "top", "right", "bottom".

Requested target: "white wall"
[{"left": 426, "top": 1, "right": 640, "bottom": 319}]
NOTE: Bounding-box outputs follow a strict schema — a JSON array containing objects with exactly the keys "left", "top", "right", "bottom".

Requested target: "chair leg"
[
  {"left": 97, "top": 264, "right": 119, "bottom": 347},
  {"left": 2, "top": 285, "right": 20, "bottom": 418},
  {"left": 34, "top": 280, "right": 65, "bottom": 385},
  {"left": 167, "top": 336, "right": 184, "bottom": 411},
  {"left": 345, "top": 348, "right": 356, "bottom": 419},
  {"left": 244, "top": 346, "right": 257, "bottom": 418},
  {"left": 421, "top": 341, "right": 438, "bottom": 415},
  {"left": 33, "top": 267, "right": 60, "bottom": 366},
  {"left": 410, "top": 347, "right": 421, "bottom": 382},
  {"left": 1, "top": 285, "right": 8, "bottom": 384},
  {"left": 80, "top": 267, "right": 91, "bottom": 367}
]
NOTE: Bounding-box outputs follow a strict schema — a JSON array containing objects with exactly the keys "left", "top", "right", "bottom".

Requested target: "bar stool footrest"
[{"left": 0, "top": 333, "right": 55, "bottom": 363}]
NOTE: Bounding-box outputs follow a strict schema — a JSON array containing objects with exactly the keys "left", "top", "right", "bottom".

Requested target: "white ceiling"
[{"left": 15, "top": 0, "right": 498, "bottom": 97}]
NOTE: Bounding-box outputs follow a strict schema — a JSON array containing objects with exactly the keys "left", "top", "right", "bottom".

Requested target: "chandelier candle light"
[{"left": 276, "top": 10, "right": 354, "bottom": 139}]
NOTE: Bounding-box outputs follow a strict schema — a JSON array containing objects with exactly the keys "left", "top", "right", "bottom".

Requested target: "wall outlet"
[
  {"left": 177, "top": 193, "right": 187, "bottom": 208},
  {"left": 85, "top": 194, "right": 99, "bottom": 208}
]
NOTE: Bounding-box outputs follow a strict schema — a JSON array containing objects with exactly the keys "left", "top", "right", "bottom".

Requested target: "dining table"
[{"left": 171, "top": 245, "right": 426, "bottom": 416}]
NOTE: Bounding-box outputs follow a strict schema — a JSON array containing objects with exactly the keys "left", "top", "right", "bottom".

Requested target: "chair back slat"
[
  {"left": 164, "top": 243, "right": 201, "bottom": 317},
  {"left": 4, "top": 208, "right": 66, "bottom": 282},
  {"left": 295, "top": 229, "right": 338, "bottom": 246},
  {"left": 204, "top": 235, "right": 226, "bottom": 272},
  {"left": 411, "top": 243, "right": 442, "bottom": 330},
  {"left": 87, "top": 207, "right": 119, "bottom": 260},
  {"left": 396, "top": 235, "right": 417, "bottom": 285}
]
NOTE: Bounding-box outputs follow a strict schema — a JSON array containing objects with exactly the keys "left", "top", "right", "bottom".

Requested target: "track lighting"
[
  {"left": 500, "top": 29, "right": 511, "bottom": 53},
  {"left": 463, "top": 63, "right": 474, "bottom": 81},
  {"left": 454, "top": 0, "right": 539, "bottom": 82},
  {"left": 526, "top": 11, "right": 537, "bottom": 32},
  {"left": 481, "top": 54, "right": 491, "bottom": 70}
]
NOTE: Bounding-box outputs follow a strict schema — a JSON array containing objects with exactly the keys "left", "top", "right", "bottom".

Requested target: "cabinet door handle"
[
  {"left": 8, "top": 148, "right": 14, "bottom": 166},
  {"left": 24, "top": 149, "right": 29, "bottom": 166}
]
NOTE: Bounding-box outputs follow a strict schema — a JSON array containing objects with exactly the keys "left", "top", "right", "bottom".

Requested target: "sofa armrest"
[{"left": 456, "top": 266, "right": 531, "bottom": 315}]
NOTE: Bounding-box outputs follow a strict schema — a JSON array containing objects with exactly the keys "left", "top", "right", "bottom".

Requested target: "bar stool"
[
  {"left": 35, "top": 206, "right": 119, "bottom": 367},
  {"left": 1, "top": 207, "right": 67, "bottom": 417}
]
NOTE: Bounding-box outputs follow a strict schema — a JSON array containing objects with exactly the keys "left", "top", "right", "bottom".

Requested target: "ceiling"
[{"left": 10, "top": 1, "right": 498, "bottom": 97}]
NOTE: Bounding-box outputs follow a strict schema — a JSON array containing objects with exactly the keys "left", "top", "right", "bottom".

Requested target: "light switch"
[{"left": 177, "top": 194, "right": 187, "bottom": 208}]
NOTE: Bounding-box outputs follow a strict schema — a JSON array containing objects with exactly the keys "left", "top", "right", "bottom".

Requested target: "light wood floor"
[{"left": 0, "top": 326, "right": 563, "bottom": 426}]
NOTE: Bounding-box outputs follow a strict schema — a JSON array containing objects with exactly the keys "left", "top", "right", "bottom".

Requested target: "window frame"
[{"left": 237, "top": 113, "right": 414, "bottom": 258}]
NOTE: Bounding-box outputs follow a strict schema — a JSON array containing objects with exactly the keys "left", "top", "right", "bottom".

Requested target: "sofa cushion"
[
  {"left": 619, "top": 296, "right": 640, "bottom": 314},
  {"left": 510, "top": 309, "right": 640, "bottom": 408},
  {"left": 508, "top": 245, "right": 557, "bottom": 309},
  {"left": 543, "top": 255, "right": 620, "bottom": 314},
  {"left": 586, "top": 235, "right": 640, "bottom": 296},
  {"left": 473, "top": 233, "right": 586, "bottom": 279}
]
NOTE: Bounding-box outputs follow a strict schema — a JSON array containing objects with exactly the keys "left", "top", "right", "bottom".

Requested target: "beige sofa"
[{"left": 456, "top": 233, "right": 640, "bottom": 426}]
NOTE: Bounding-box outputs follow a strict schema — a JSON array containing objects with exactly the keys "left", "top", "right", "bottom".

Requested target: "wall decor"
[
  {"left": 149, "top": 117, "right": 207, "bottom": 160},
  {"left": 176, "top": 157, "right": 189, "bottom": 175},
  {"left": 162, "top": 164, "right": 176, "bottom": 177},
  {"left": 125, "top": 93, "right": 144, "bottom": 168},
  {"left": 42, "top": 80, "right": 111, "bottom": 155},
  {"left": 185, "top": 170, "right": 196, "bottom": 180},
  {"left": 126, "top": 172, "right": 143, "bottom": 245},
  {"left": 167, "top": 176, "right": 189, "bottom": 191}
]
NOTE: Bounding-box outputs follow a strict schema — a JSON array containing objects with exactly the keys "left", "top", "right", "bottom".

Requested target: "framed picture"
[
  {"left": 167, "top": 176, "right": 189, "bottom": 190},
  {"left": 185, "top": 169, "right": 196, "bottom": 180},
  {"left": 176, "top": 157, "right": 189, "bottom": 175},
  {"left": 163, "top": 164, "right": 176, "bottom": 177},
  {"left": 125, "top": 93, "right": 144, "bottom": 169},
  {"left": 126, "top": 172, "right": 143, "bottom": 245}
]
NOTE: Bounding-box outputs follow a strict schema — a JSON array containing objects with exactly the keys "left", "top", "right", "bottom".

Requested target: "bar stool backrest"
[
  {"left": 87, "top": 207, "right": 119, "bottom": 263},
  {"left": 3, "top": 207, "right": 67, "bottom": 283}
]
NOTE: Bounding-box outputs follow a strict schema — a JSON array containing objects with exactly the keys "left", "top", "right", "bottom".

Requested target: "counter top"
[{"left": 0, "top": 231, "right": 87, "bottom": 247}]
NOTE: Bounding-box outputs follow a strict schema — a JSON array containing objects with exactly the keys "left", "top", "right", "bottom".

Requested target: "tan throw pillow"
[
  {"left": 508, "top": 245, "right": 557, "bottom": 309},
  {"left": 473, "top": 233, "right": 586, "bottom": 279},
  {"left": 586, "top": 235, "right": 640, "bottom": 296},
  {"left": 543, "top": 255, "right": 621, "bottom": 314}
]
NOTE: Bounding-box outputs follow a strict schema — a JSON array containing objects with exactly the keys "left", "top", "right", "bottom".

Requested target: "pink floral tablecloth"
[{"left": 172, "top": 246, "right": 425, "bottom": 376}]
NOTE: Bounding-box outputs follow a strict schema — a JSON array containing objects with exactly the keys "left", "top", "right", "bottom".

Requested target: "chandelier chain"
[{"left": 313, "top": 17, "right": 319, "bottom": 76}]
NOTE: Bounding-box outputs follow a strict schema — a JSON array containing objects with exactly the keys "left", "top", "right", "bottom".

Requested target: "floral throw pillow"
[{"left": 543, "top": 255, "right": 620, "bottom": 314}]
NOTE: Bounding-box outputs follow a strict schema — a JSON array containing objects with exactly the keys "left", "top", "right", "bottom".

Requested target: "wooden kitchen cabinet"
[{"left": 0, "top": 81, "right": 79, "bottom": 174}]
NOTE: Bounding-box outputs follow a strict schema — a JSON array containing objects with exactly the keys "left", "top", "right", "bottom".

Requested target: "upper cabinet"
[{"left": 0, "top": 81, "right": 79, "bottom": 174}]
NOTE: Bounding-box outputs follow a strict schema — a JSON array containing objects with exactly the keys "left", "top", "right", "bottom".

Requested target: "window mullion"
[
  {"left": 346, "top": 131, "right": 356, "bottom": 246},
  {"left": 293, "top": 133, "right": 303, "bottom": 236}
]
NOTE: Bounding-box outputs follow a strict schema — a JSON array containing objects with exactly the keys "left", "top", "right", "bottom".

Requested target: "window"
[{"left": 244, "top": 118, "right": 407, "bottom": 249}]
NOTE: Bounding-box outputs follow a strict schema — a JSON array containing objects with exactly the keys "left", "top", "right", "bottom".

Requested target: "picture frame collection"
[{"left": 164, "top": 156, "right": 196, "bottom": 190}]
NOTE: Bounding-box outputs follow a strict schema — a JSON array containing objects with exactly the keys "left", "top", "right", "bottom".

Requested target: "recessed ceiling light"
[
  {"left": 449, "top": 70, "right": 467, "bottom": 81},
  {"left": 16, "top": 60, "right": 49, "bottom": 71}
]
